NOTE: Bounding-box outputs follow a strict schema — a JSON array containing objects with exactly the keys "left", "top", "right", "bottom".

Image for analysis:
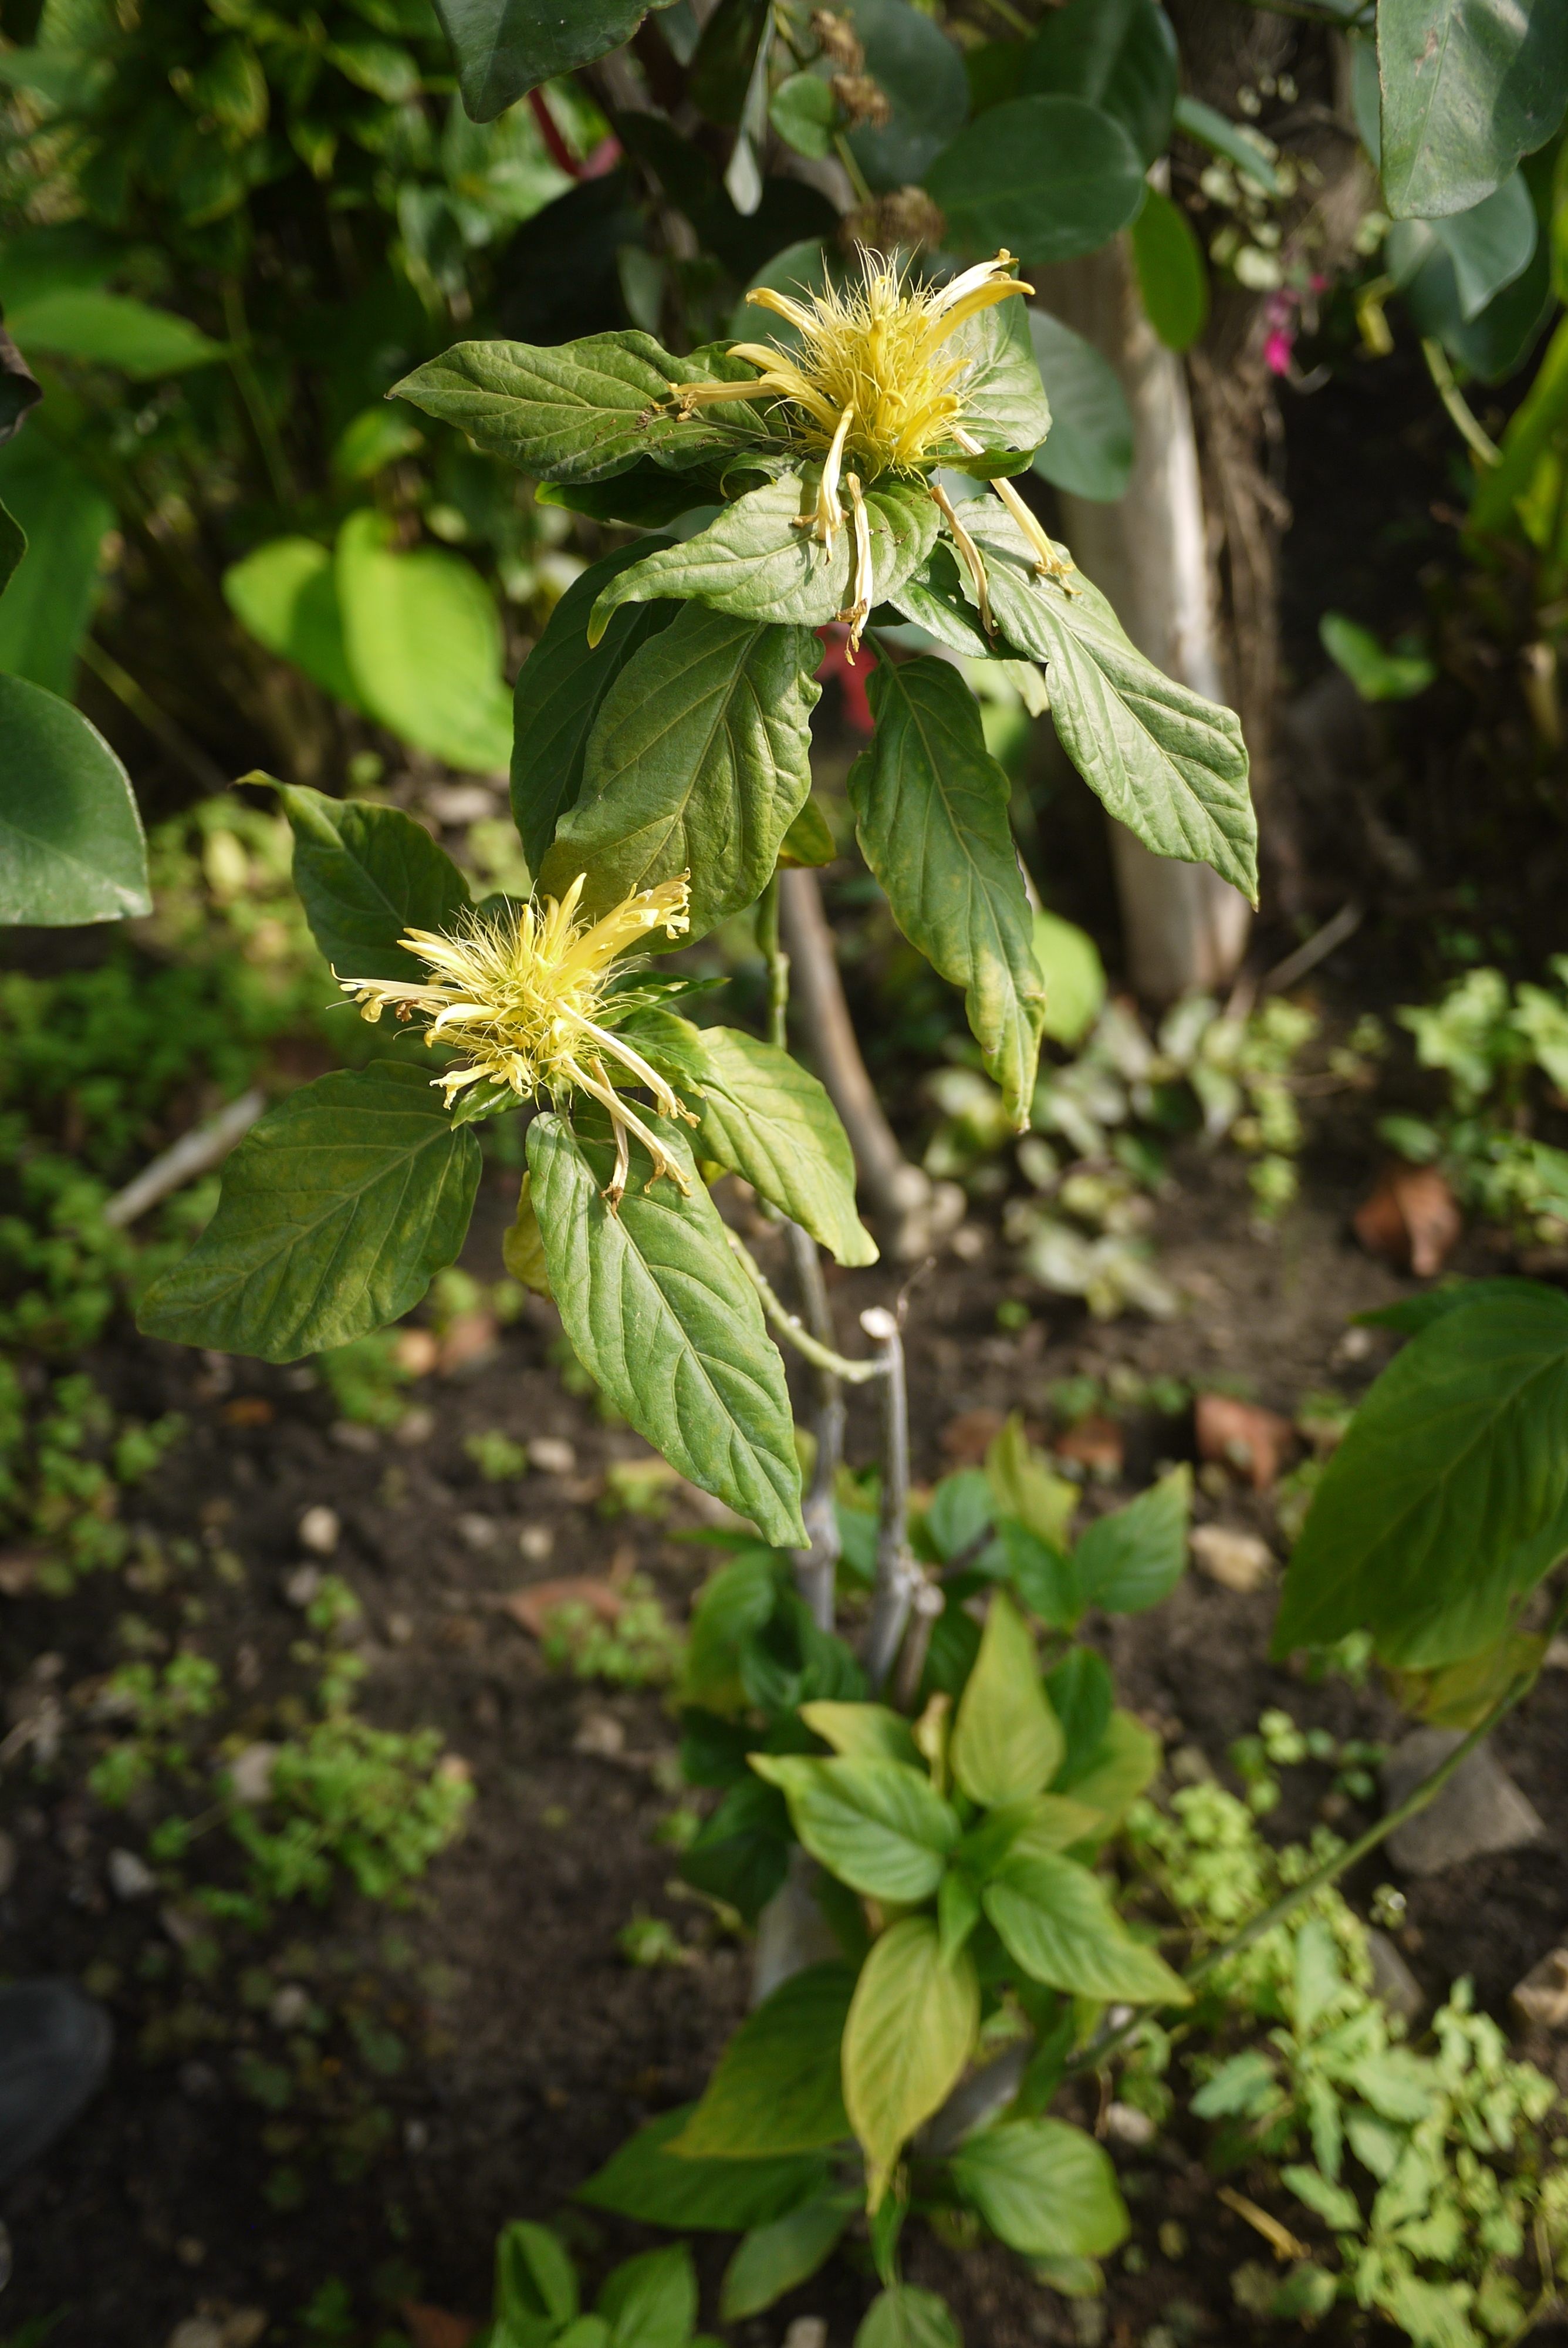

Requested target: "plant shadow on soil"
[{"left": 5, "top": 1143, "right": 1568, "bottom": 2348}]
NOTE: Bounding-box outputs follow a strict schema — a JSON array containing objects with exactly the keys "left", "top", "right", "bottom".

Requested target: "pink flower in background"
[{"left": 1263, "top": 289, "right": 1299, "bottom": 376}]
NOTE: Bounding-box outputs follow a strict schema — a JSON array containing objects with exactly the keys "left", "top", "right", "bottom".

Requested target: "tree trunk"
[{"left": 1032, "top": 234, "right": 1253, "bottom": 1000}]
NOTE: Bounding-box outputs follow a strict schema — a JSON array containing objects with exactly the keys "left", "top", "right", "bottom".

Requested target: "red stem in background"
[{"left": 529, "top": 88, "right": 582, "bottom": 178}]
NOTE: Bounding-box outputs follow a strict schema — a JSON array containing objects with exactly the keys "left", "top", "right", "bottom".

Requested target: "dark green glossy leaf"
[
  {"left": 0, "top": 673, "right": 148, "bottom": 925},
  {"left": 671, "top": 1962, "right": 855, "bottom": 2157},
  {"left": 1019, "top": 0, "right": 1177, "bottom": 166},
  {"left": 961, "top": 505, "right": 1257, "bottom": 903},
  {"left": 949, "top": 2118, "right": 1128, "bottom": 2257},
  {"left": 1272, "top": 1285, "right": 1568, "bottom": 1668},
  {"left": 275, "top": 781, "right": 471, "bottom": 983},
  {"left": 1388, "top": 171, "right": 1537, "bottom": 321},
  {"left": 587, "top": 474, "right": 939, "bottom": 637},
  {"left": 1128, "top": 185, "right": 1210, "bottom": 352},
  {"left": 923, "top": 96, "right": 1145, "bottom": 266},
  {"left": 847, "top": 655, "right": 1046, "bottom": 1124},
  {"left": 1028, "top": 309, "right": 1134, "bottom": 500},
  {"left": 540, "top": 604, "right": 818, "bottom": 937},
  {"left": 0, "top": 494, "right": 22, "bottom": 598},
  {"left": 528, "top": 1110, "right": 805, "bottom": 1546},
  {"left": 843, "top": 0, "right": 969, "bottom": 191},
  {"left": 137, "top": 1062, "right": 480, "bottom": 1362},
  {"left": 622, "top": 1011, "right": 876, "bottom": 1266},
  {"left": 578, "top": 2108, "right": 829, "bottom": 2231},
  {"left": 0, "top": 431, "right": 112, "bottom": 697},
  {"left": 509, "top": 540, "right": 679, "bottom": 871},
  {"left": 430, "top": 0, "right": 657, "bottom": 122},
  {"left": 1378, "top": 0, "right": 1568, "bottom": 220}
]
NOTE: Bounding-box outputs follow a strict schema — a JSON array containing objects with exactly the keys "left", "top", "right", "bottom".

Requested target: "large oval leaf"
[
  {"left": 527, "top": 1109, "right": 805, "bottom": 1546},
  {"left": 1019, "top": 0, "right": 1177, "bottom": 166},
  {"left": 0, "top": 674, "right": 148, "bottom": 925},
  {"left": 847, "top": 655, "right": 1045, "bottom": 1126},
  {"left": 982, "top": 1851, "right": 1188, "bottom": 2003},
  {"left": 430, "top": 0, "right": 652, "bottom": 120},
  {"left": 842, "top": 1918, "right": 978, "bottom": 2208},
  {"left": 842, "top": 0, "right": 969, "bottom": 191},
  {"left": 540, "top": 603, "right": 819, "bottom": 937},
  {"left": 136, "top": 1061, "right": 481, "bottom": 1361},
  {"left": 1272, "top": 1284, "right": 1568, "bottom": 1668},
  {"left": 223, "top": 536, "right": 362, "bottom": 710},
  {"left": 1378, "top": 0, "right": 1568, "bottom": 221},
  {"left": 923, "top": 95, "right": 1144, "bottom": 266},
  {"left": 275, "top": 782, "right": 472, "bottom": 983},
  {"left": 336, "top": 510, "right": 513, "bottom": 774},
  {"left": 949, "top": 2118, "right": 1128, "bottom": 2258}
]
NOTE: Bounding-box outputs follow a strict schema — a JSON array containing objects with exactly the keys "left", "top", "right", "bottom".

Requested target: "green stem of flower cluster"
[
  {"left": 1068, "top": 1584, "right": 1568, "bottom": 2081},
  {"left": 1422, "top": 338, "right": 1502, "bottom": 469},
  {"left": 756, "top": 875, "right": 790, "bottom": 1054},
  {"left": 727, "top": 1229, "right": 886, "bottom": 1384}
]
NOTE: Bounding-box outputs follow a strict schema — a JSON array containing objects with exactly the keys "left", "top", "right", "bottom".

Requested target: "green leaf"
[
  {"left": 779, "top": 794, "right": 837, "bottom": 866},
  {"left": 799, "top": 1701, "right": 920, "bottom": 1767},
  {"left": 771, "top": 70, "right": 837, "bottom": 161},
  {"left": 721, "top": 2196, "right": 850, "bottom": 2322},
  {"left": 1189, "top": 2048, "right": 1279, "bottom": 2119},
  {"left": 961, "top": 505, "right": 1258, "bottom": 904},
  {"left": 842, "top": 1917, "right": 979, "bottom": 2208},
  {"left": 1390, "top": 171, "right": 1537, "bottom": 319},
  {"left": 494, "top": 2222, "right": 579, "bottom": 2336},
  {"left": 429, "top": 0, "right": 654, "bottom": 120},
  {"left": 551, "top": 2319, "right": 611, "bottom": 2348},
  {"left": 275, "top": 782, "right": 471, "bottom": 983},
  {"left": 951, "top": 293, "right": 1054, "bottom": 470},
  {"left": 937, "top": 1868, "right": 982, "bottom": 1962},
  {"left": 223, "top": 537, "right": 362, "bottom": 711},
  {"left": 999, "top": 1521, "right": 1080, "bottom": 1632},
  {"left": 1019, "top": 0, "right": 1177, "bottom": 166},
  {"left": 1172, "top": 93, "right": 1282, "bottom": 194},
  {"left": 511, "top": 539, "right": 680, "bottom": 871},
  {"left": 1357, "top": 1276, "right": 1545, "bottom": 1334},
  {"left": 982, "top": 1851, "right": 1189, "bottom": 2003},
  {"left": 579, "top": 2108, "right": 830, "bottom": 2231},
  {"left": 843, "top": 0, "right": 969, "bottom": 192},
  {"left": 5, "top": 289, "right": 225, "bottom": 375},
  {"left": 1272, "top": 1285, "right": 1568, "bottom": 1668},
  {"left": 1319, "top": 611, "right": 1436, "bottom": 703},
  {"left": 527, "top": 1110, "right": 805, "bottom": 1546},
  {"left": 623, "top": 1012, "right": 876, "bottom": 1266},
  {"left": 540, "top": 605, "right": 818, "bottom": 939},
  {"left": 671, "top": 1962, "right": 854, "bottom": 2157},
  {"left": 950, "top": 1591, "right": 1063, "bottom": 1808},
  {"left": 0, "top": 431, "right": 113, "bottom": 696},
  {"left": 0, "top": 673, "right": 148, "bottom": 925},
  {"left": 1073, "top": 1466, "right": 1191, "bottom": 1615},
  {"left": 1378, "top": 0, "right": 1568, "bottom": 220},
  {"left": 923, "top": 96, "right": 1145, "bottom": 267},
  {"left": 1280, "top": 2165, "right": 1362, "bottom": 2233},
  {"left": 597, "top": 2245, "right": 696, "bottom": 2348},
  {"left": 1043, "top": 1648, "right": 1113, "bottom": 1786},
  {"left": 1129, "top": 185, "right": 1211, "bottom": 352},
  {"left": 393, "top": 333, "right": 765, "bottom": 486},
  {"left": 959, "top": 1793, "right": 1106, "bottom": 1879},
  {"left": 949, "top": 2118, "right": 1129, "bottom": 2258},
  {"left": 1057, "top": 1709, "right": 1160, "bottom": 1824},
  {"left": 587, "top": 474, "right": 939, "bottom": 639},
  {"left": 1469, "top": 313, "right": 1568, "bottom": 537},
  {"left": 336, "top": 510, "right": 513, "bottom": 774},
  {"left": 0, "top": 495, "right": 22, "bottom": 599},
  {"left": 847, "top": 656, "right": 1045, "bottom": 1125},
  {"left": 748, "top": 1755, "right": 958, "bottom": 1900},
  {"left": 1030, "top": 908, "right": 1107, "bottom": 1047},
  {"left": 986, "top": 1415, "right": 1080, "bottom": 1549},
  {"left": 136, "top": 1062, "right": 480, "bottom": 1362},
  {"left": 854, "top": 2288, "right": 961, "bottom": 2348},
  {"left": 1027, "top": 312, "right": 1134, "bottom": 502}
]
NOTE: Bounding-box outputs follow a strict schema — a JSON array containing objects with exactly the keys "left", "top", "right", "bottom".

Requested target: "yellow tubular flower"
[
  {"left": 670, "top": 247, "right": 1032, "bottom": 485},
  {"left": 336, "top": 876, "right": 696, "bottom": 1203}
]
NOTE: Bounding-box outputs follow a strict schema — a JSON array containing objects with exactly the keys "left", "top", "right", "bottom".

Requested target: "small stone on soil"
[
  {"left": 1104, "top": 2101, "right": 1155, "bottom": 2147},
  {"left": 518, "top": 1525, "right": 554, "bottom": 1563},
  {"left": 1189, "top": 1525, "right": 1273, "bottom": 1593},
  {"left": 528, "top": 1436, "right": 576, "bottom": 1475},
  {"left": 573, "top": 1712, "right": 626, "bottom": 1758},
  {"left": 281, "top": 1565, "right": 321, "bottom": 1608},
  {"left": 1381, "top": 1729, "right": 1547, "bottom": 1874},
  {"left": 457, "top": 1513, "right": 498, "bottom": 1551},
  {"left": 107, "top": 1847, "right": 157, "bottom": 1900},
  {"left": 228, "top": 1742, "right": 278, "bottom": 1804},
  {"left": 297, "top": 1506, "right": 340, "bottom": 1556},
  {"left": 782, "top": 2324, "right": 827, "bottom": 2348},
  {"left": 268, "top": 1984, "right": 310, "bottom": 2032},
  {"left": 386, "top": 1612, "right": 415, "bottom": 1645},
  {"left": 1512, "top": 1946, "right": 1568, "bottom": 2029},
  {"left": 330, "top": 1421, "right": 380, "bottom": 1453},
  {"left": 1366, "top": 1926, "right": 1425, "bottom": 2020}
]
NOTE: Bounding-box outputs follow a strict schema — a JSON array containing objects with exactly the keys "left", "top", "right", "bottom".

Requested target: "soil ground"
[{"left": 6, "top": 1129, "right": 1568, "bottom": 2348}]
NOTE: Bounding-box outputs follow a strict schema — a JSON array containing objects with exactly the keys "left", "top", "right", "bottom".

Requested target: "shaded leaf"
[
  {"left": 0, "top": 431, "right": 113, "bottom": 696},
  {"left": 923, "top": 95, "right": 1145, "bottom": 266},
  {"left": 721, "top": 2196, "right": 850, "bottom": 2322},
  {"left": 137, "top": 1062, "right": 480, "bottom": 1362},
  {"left": 671, "top": 1963, "right": 854, "bottom": 2157},
  {"left": 528, "top": 1111, "right": 805, "bottom": 1546},
  {"left": 336, "top": 510, "right": 513, "bottom": 773},
  {"left": 1128, "top": 186, "right": 1210, "bottom": 352},
  {"left": 1028, "top": 310, "right": 1134, "bottom": 501},
  {"left": 223, "top": 535, "right": 361, "bottom": 710},
  {"left": 1020, "top": 0, "right": 1177, "bottom": 166},
  {"left": 1073, "top": 1466, "right": 1191, "bottom": 1615},
  {"left": 578, "top": 2108, "right": 829, "bottom": 2231},
  {"left": 430, "top": 0, "right": 656, "bottom": 120},
  {"left": 0, "top": 673, "right": 148, "bottom": 925},
  {"left": 6, "top": 288, "right": 225, "bottom": 375},
  {"left": 853, "top": 2288, "right": 961, "bottom": 2348},
  {"left": 843, "top": 0, "right": 969, "bottom": 191},
  {"left": 847, "top": 656, "right": 1045, "bottom": 1124},
  {"left": 540, "top": 604, "right": 818, "bottom": 937},
  {"left": 275, "top": 781, "right": 471, "bottom": 982}
]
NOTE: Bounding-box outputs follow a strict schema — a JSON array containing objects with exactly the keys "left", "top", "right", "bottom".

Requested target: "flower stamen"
[
  {"left": 837, "top": 472, "right": 876, "bottom": 659},
  {"left": 930, "top": 481, "right": 994, "bottom": 638},
  {"left": 952, "top": 426, "right": 1079, "bottom": 592}
]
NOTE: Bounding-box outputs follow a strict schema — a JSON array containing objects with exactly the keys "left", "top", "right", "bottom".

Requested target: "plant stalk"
[
  {"left": 1069, "top": 1598, "right": 1568, "bottom": 2080},
  {"left": 861, "top": 1305, "right": 919, "bottom": 1692},
  {"left": 726, "top": 1231, "right": 884, "bottom": 1385},
  {"left": 1422, "top": 338, "right": 1502, "bottom": 469},
  {"left": 787, "top": 1221, "right": 845, "bottom": 1633}
]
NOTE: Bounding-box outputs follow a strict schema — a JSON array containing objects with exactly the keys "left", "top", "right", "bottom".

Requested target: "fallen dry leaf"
[
  {"left": 1053, "top": 1415, "right": 1124, "bottom": 1477},
  {"left": 401, "top": 2305, "right": 480, "bottom": 2348},
  {"left": 503, "top": 1578, "right": 624, "bottom": 1639},
  {"left": 1353, "top": 1162, "right": 1462, "bottom": 1278},
  {"left": 941, "top": 1408, "right": 1005, "bottom": 1466},
  {"left": 1190, "top": 1524, "right": 1275, "bottom": 1594},
  {"left": 1195, "top": 1393, "right": 1294, "bottom": 1489},
  {"left": 392, "top": 1328, "right": 440, "bottom": 1377},
  {"left": 221, "top": 1396, "right": 273, "bottom": 1428}
]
